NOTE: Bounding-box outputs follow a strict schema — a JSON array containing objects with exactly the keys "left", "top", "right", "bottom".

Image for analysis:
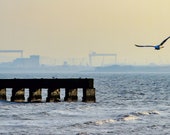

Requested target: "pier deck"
[{"left": 0, "top": 78, "right": 96, "bottom": 102}]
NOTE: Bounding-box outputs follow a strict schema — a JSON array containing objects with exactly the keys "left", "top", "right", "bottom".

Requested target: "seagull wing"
[
  {"left": 159, "top": 36, "right": 170, "bottom": 46},
  {"left": 135, "top": 44, "right": 154, "bottom": 47}
]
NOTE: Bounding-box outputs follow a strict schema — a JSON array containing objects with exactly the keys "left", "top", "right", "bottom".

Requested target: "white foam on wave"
[
  {"left": 137, "top": 110, "right": 160, "bottom": 115},
  {"left": 83, "top": 110, "right": 160, "bottom": 126},
  {"left": 95, "top": 119, "right": 115, "bottom": 125},
  {"left": 118, "top": 114, "right": 139, "bottom": 121},
  {"left": 84, "top": 119, "right": 115, "bottom": 126},
  {"left": 119, "top": 110, "right": 160, "bottom": 121}
]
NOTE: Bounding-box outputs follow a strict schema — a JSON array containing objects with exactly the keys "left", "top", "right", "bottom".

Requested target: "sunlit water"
[{"left": 0, "top": 72, "right": 170, "bottom": 135}]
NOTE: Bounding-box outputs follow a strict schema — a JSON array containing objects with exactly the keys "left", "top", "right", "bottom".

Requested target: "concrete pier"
[
  {"left": 82, "top": 88, "right": 96, "bottom": 102},
  {"left": 0, "top": 78, "right": 96, "bottom": 103},
  {"left": 46, "top": 88, "right": 60, "bottom": 102},
  {"left": 11, "top": 88, "right": 25, "bottom": 102},
  {"left": 28, "top": 88, "right": 42, "bottom": 102},
  {"left": 64, "top": 88, "right": 78, "bottom": 102},
  {"left": 0, "top": 88, "right": 6, "bottom": 100}
]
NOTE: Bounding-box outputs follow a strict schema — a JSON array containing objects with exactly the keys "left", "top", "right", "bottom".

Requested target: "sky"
[{"left": 0, "top": 0, "right": 170, "bottom": 65}]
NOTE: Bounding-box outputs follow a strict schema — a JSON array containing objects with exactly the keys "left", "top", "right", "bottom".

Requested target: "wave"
[
  {"left": 84, "top": 119, "right": 115, "bottom": 126},
  {"left": 117, "top": 114, "right": 139, "bottom": 121},
  {"left": 83, "top": 110, "right": 160, "bottom": 126},
  {"left": 132, "top": 110, "right": 160, "bottom": 116},
  {"left": 117, "top": 110, "right": 160, "bottom": 121}
]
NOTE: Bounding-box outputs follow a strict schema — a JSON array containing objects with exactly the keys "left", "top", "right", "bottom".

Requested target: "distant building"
[{"left": 12, "top": 55, "right": 40, "bottom": 68}]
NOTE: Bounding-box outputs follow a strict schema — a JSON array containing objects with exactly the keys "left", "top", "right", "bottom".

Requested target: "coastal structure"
[{"left": 0, "top": 78, "right": 96, "bottom": 102}]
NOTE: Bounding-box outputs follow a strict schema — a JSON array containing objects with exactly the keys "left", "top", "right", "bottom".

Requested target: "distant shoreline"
[
  {"left": 95, "top": 65, "right": 170, "bottom": 72},
  {"left": 0, "top": 64, "right": 170, "bottom": 73}
]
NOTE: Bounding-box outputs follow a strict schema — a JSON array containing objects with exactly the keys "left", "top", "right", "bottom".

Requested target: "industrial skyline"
[
  {"left": 0, "top": 49, "right": 169, "bottom": 67},
  {"left": 0, "top": 49, "right": 117, "bottom": 66}
]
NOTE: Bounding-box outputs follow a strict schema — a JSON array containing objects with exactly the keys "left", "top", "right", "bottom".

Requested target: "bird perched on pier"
[{"left": 135, "top": 36, "right": 170, "bottom": 50}]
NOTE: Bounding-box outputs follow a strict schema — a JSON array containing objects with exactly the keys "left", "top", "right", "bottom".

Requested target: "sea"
[{"left": 0, "top": 72, "right": 169, "bottom": 135}]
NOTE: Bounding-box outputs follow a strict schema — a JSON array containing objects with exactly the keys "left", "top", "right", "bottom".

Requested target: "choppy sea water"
[{"left": 0, "top": 72, "right": 170, "bottom": 135}]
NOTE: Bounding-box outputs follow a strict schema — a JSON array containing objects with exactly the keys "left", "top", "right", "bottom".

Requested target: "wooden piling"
[
  {"left": 28, "top": 88, "right": 42, "bottom": 102},
  {"left": 11, "top": 88, "right": 25, "bottom": 102},
  {"left": 64, "top": 88, "right": 78, "bottom": 102},
  {"left": 0, "top": 88, "right": 6, "bottom": 100},
  {"left": 82, "top": 88, "right": 96, "bottom": 102},
  {"left": 46, "top": 88, "right": 60, "bottom": 102}
]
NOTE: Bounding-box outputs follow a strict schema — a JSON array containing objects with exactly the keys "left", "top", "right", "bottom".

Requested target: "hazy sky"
[{"left": 0, "top": 0, "right": 170, "bottom": 65}]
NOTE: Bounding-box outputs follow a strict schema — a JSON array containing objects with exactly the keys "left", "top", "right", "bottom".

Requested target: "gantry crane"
[
  {"left": 89, "top": 52, "right": 117, "bottom": 66},
  {"left": 0, "top": 50, "right": 24, "bottom": 62},
  {"left": 0, "top": 50, "right": 23, "bottom": 58}
]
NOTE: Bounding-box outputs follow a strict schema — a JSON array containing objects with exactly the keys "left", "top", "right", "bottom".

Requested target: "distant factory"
[
  {"left": 12, "top": 55, "right": 40, "bottom": 68},
  {"left": 0, "top": 55, "right": 40, "bottom": 68},
  {"left": 0, "top": 50, "right": 119, "bottom": 72},
  {"left": 0, "top": 50, "right": 40, "bottom": 68}
]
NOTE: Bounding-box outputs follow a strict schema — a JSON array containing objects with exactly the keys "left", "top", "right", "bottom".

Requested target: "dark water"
[{"left": 0, "top": 72, "right": 170, "bottom": 135}]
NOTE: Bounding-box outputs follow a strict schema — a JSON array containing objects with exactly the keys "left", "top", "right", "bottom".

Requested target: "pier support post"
[
  {"left": 46, "top": 88, "right": 60, "bottom": 102},
  {"left": 82, "top": 88, "right": 96, "bottom": 102},
  {"left": 0, "top": 88, "right": 6, "bottom": 100},
  {"left": 64, "top": 88, "right": 78, "bottom": 102},
  {"left": 11, "top": 88, "right": 25, "bottom": 102},
  {"left": 28, "top": 88, "right": 42, "bottom": 102}
]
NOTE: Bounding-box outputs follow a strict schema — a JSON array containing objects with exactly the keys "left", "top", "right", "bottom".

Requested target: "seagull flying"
[{"left": 135, "top": 36, "right": 170, "bottom": 50}]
